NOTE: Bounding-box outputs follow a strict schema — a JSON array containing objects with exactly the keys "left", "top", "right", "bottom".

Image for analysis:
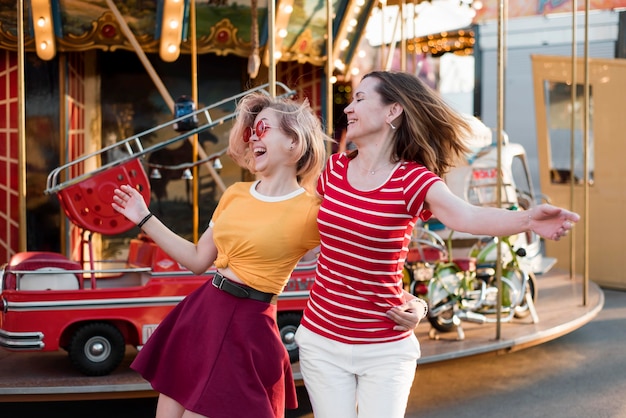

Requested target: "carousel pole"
[
  {"left": 17, "top": 0, "right": 27, "bottom": 252},
  {"left": 400, "top": 0, "right": 406, "bottom": 72},
  {"left": 268, "top": 0, "right": 276, "bottom": 96},
  {"left": 494, "top": 0, "right": 508, "bottom": 340},
  {"left": 380, "top": 1, "right": 385, "bottom": 69},
  {"left": 582, "top": 0, "right": 590, "bottom": 306},
  {"left": 569, "top": 0, "right": 577, "bottom": 282},
  {"left": 190, "top": 0, "right": 199, "bottom": 243},
  {"left": 326, "top": 0, "right": 333, "bottom": 143}
]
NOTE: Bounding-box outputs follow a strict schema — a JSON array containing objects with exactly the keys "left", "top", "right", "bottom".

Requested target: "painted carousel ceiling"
[{"left": 0, "top": 0, "right": 374, "bottom": 66}]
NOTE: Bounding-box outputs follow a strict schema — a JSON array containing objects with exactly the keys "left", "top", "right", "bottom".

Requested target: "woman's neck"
[
  {"left": 351, "top": 143, "right": 395, "bottom": 173},
  {"left": 254, "top": 177, "right": 301, "bottom": 196}
]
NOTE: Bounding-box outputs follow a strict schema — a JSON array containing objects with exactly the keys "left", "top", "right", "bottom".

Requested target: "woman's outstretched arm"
[
  {"left": 112, "top": 184, "right": 217, "bottom": 274},
  {"left": 424, "top": 181, "right": 579, "bottom": 241}
]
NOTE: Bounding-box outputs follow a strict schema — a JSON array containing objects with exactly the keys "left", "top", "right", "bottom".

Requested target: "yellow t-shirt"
[{"left": 210, "top": 181, "right": 320, "bottom": 294}]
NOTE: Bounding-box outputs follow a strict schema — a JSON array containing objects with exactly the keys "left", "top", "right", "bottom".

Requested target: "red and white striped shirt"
[{"left": 300, "top": 153, "right": 441, "bottom": 344}]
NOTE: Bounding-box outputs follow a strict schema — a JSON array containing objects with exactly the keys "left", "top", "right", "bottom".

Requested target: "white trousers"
[{"left": 295, "top": 326, "right": 421, "bottom": 418}]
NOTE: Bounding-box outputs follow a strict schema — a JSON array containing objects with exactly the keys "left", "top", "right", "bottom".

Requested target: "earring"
[{"left": 388, "top": 121, "right": 396, "bottom": 130}]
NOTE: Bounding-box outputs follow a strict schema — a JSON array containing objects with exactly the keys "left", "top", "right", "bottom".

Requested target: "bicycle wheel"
[
  {"left": 427, "top": 266, "right": 461, "bottom": 333},
  {"left": 514, "top": 271, "right": 538, "bottom": 319}
]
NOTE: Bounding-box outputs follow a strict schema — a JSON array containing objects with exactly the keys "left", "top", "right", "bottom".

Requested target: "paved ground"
[
  {"left": 2, "top": 286, "right": 624, "bottom": 418},
  {"left": 403, "top": 287, "right": 626, "bottom": 418}
]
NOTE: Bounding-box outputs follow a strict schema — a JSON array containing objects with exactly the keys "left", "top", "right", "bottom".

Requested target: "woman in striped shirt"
[{"left": 296, "top": 71, "right": 579, "bottom": 418}]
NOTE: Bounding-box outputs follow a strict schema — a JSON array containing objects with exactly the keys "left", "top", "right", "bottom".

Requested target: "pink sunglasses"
[{"left": 243, "top": 119, "right": 272, "bottom": 143}]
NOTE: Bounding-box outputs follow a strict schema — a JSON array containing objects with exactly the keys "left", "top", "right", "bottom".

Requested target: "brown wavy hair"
[{"left": 362, "top": 71, "right": 472, "bottom": 177}]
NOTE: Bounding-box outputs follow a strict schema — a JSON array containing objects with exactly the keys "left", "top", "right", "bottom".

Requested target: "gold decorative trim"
[
  {"left": 0, "top": 26, "right": 35, "bottom": 52},
  {"left": 186, "top": 18, "right": 250, "bottom": 57},
  {"left": 283, "top": 28, "right": 324, "bottom": 66},
  {"left": 0, "top": 13, "right": 325, "bottom": 64},
  {"left": 56, "top": 12, "right": 159, "bottom": 53}
]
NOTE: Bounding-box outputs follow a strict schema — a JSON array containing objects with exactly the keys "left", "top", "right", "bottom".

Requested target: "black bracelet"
[{"left": 137, "top": 213, "right": 153, "bottom": 229}]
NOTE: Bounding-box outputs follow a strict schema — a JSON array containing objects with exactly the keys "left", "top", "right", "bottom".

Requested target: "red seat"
[
  {"left": 5, "top": 252, "right": 83, "bottom": 289},
  {"left": 406, "top": 247, "right": 445, "bottom": 263},
  {"left": 56, "top": 158, "right": 150, "bottom": 235}
]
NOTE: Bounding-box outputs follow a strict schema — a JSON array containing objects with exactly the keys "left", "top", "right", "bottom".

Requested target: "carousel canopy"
[
  {"left": 0, "top": 0, "right": 377, "bottom": 68},
  {"left": 2, "top": 1, "right": 622, "bottom": 67}
]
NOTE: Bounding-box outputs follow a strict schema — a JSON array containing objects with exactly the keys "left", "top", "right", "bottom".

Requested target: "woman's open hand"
[
  {"left": 111, "top": 184, "right": 151, "bottom": 225},
  {"left": 529, "top": 204, "right": 580, "bottom": 241}
]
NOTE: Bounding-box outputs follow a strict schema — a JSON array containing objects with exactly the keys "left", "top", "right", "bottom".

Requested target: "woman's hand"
[
  {"left": 386, "top": 293, "right": 429, "bottom": 332},
  {"left": 529, "top": 204, "right": 580, "bottom": 241},
  {"left": 112, "top": 184, "right": 151, "bottom": 225}
]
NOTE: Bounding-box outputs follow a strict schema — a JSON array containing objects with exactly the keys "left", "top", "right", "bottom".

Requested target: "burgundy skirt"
[{"left": 131, "top": 279, "right": 297, "bottom": 418}]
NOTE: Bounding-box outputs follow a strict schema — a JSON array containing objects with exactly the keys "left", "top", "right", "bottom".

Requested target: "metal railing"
[{"left": 45, "top": 82, "right": 295, "bottom": 195}]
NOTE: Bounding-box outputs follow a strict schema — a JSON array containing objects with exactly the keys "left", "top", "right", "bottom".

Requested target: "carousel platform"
[{"left": 0, "top": 269, "right": 603, "bottom": 402}]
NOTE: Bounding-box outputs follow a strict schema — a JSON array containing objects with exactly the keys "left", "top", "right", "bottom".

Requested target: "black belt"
[{"left": 212, "top": 272, "right": 277, "bottom": 304}]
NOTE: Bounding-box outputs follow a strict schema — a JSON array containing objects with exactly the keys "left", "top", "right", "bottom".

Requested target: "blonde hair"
[
  {"left": 228, "top": 92, "right": 331, "bottom": 194},
  {"left": 362, "top": 71, "right": 472, "bottom": 177}
]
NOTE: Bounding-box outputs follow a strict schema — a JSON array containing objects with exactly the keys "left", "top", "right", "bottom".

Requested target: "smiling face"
[
  {"left": 344, "top": 76, "right": 392, "bottom": 143},
  {"left": 247, "top": 108, "right": 295, "bottom": 174}
]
